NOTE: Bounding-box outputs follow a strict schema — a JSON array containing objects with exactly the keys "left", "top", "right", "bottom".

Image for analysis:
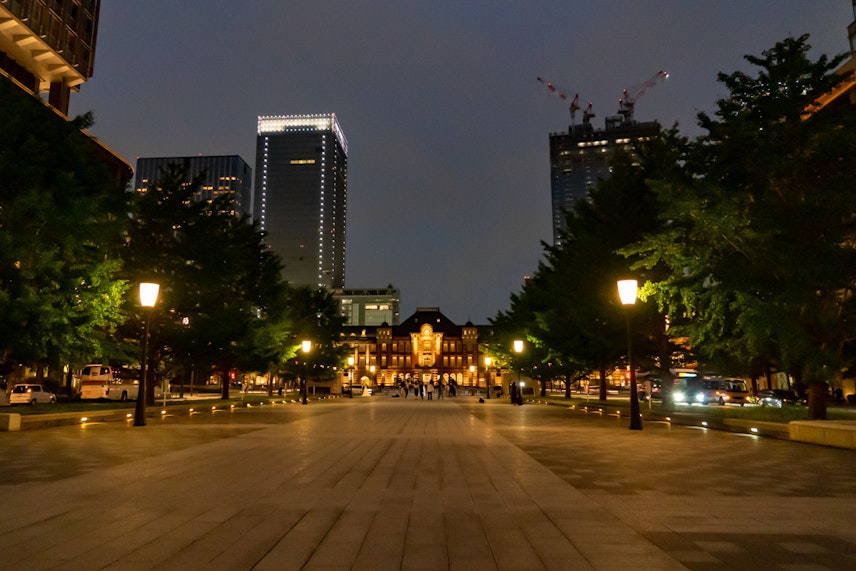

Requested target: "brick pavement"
[{"left": 0, "top": 398, "right": 854, "bottom": 570}]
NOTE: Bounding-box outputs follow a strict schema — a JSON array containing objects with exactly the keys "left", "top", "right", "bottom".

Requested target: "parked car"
[
  {"left": 9, "top": 384, "right": 56, "bottom": 406},
  {"left": 757, "top": 389, "right": 806, "bottom": 408}
]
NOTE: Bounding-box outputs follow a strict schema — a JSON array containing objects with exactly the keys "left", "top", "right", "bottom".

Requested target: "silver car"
[{"left": 9, "top": 384, "right": 56, "bottom": 406}]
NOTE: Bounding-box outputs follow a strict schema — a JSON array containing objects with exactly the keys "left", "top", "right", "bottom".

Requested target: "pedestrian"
[
  {"left": 426, "top": 380, "right": 434, "bottom": 400},
  {"left": 449, "top": 378, "right": 457, "bottom": 397},
  {"left": 437, "top": 377, "right": 444, "bottom": 400},
  {"left": 510, "top": 381, "right": 518, "bottom": 405}
]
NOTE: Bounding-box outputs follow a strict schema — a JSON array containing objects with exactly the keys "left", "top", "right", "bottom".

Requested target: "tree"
[
  {"left": 493, "top": 136, "right": 683, "bottom": 403},
  {"left": 277, "top": 286, "right": 348, "bottom": 397},
  {"left": 122, "top": 164, "right": 288, "bottom": 402},
  {"left": 628, "top": 35, "right": 856, "bottom": 418},
  {"left": 0, "top": 76, "right": 130, "bottom": 385}
]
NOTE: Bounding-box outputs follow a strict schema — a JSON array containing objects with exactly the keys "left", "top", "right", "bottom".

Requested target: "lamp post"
[
  {"left": 513, "top": 339, "right": 523, "bottom": 405},
  {"left": 484, "top": 356, "right": 492, "bottom": 399},
  {"left": 301, "top": 340, "right": 311, "bottom": 405},
  {"left": 134, "top": 282, "right": 159, "bottom": 427},
  {"left": 618, "top": 279, "right": 643, "bottom": 430},
  {"left": 347, "top": 356, "right": 355, "bottom": 399}
]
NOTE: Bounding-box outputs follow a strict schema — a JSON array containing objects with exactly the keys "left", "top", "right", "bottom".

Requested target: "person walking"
[
  {"left": 510, "top": 381, "right": 519, "bottom": 405},
  {"left": 426, "top": 379, "right": 434, "bottom": 400}
]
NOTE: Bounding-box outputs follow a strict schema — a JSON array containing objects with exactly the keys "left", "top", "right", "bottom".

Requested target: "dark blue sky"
[{"left": 71, "top": 1, "right": 852, "bottom": 324}]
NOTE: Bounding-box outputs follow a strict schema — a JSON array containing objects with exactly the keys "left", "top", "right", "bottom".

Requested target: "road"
[{"left": 1, "top": 397, "right": 854, "bottom": 570}]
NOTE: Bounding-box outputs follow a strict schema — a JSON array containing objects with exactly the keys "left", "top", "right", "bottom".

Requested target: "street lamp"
[
  {"left": 513, "top": 339, "right": 523, "bottom": 405},
  {"left": 347, "top": 356, "right": 355, "bottom": 399},
  {"left": 484, "top": 356, "right": 492, "bottom": 399},
  {"left": 301, "top": 340, "right": 311, "bottom": 405},
  {"left": 134, "top": 282, "right": 159, "bottom": 427},
  {"left": 617, "top": 279, "right": 642, "bottom": 430}
]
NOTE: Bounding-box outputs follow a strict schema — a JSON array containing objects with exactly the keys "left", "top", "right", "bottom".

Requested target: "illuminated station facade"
[
  {"left": 339, "top": 307, "right": 491, "bottom": 394},
  {"left": 254, "top": 114, "right": 348, "bottom": 289}
]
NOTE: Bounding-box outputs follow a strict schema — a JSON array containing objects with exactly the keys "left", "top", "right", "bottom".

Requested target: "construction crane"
[
  {"left": 536, "top": 76, "right": 581, "bottom": 126},
  {"left": 582, "top": 101, "right": 595, "bottom": 125},
  {"left": 617, "top": 70, "right": 669, "bottom": 123}
]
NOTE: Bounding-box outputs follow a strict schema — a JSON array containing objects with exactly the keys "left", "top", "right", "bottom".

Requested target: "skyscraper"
[
  {"left": 135, "top": 155, "right": 253, "bottom": 217},
  {"left": 254, "top": 114, "right": 348, "bottom": 289},
  {"left": 549, "top": 115, "right": 659, "bottom": 245}
]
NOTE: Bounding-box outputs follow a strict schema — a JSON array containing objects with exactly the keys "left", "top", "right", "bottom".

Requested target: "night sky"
[{"left": 70, "top": 1, "right": 852, "bottom": 325}]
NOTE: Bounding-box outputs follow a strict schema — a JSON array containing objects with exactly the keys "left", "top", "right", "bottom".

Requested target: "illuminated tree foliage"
[
  {"left": 0, "top": 76, "right": 129, "bottom": 384},
  {"left": 628, "top": 35, "right": 856, "bottom": 418}
]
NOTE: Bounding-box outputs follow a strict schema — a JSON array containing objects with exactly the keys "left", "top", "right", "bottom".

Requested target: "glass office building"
[
  {"left": 135, "top": 155, "right": 253, "bottom": 217},
  {"left": 255, "top": 114, "right": 348, "bottom": 289},
  {"left": 549, "top": 117, "right": 659, "bottom": 245}
]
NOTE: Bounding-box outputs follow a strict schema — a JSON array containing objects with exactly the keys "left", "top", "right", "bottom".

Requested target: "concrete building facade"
[
  {"left": 0, "top": 0, "right": 99, "bottom": 115},
  {"left": 334, "top": 286, "right": 401, "bottom": 327}
]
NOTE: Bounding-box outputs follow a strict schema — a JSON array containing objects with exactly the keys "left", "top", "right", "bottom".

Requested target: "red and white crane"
[
  {"left": 617, "top": 70, "right": 669, "bottom": 123},
  {"left": 536, "top": 76, "right": 581, "bottom": 126}
]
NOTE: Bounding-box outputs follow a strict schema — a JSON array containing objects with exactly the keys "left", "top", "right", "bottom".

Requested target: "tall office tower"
[
  {"left": 0, "top": 0, "right": 100, "bottom": 115},
  {"left": 255, "top": 114, "right": 348, "bottom": 289},
  {"left": 549, "top": 116, "right": 659, "bottom": 245},
  {"left": 135, "top": 155, "right": 253, "bottom": 217}
]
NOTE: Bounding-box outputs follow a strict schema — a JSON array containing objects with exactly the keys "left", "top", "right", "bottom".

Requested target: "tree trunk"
[
  {"left": 564, "top": 368, "right": 572, "bottom": 399},
  {"left": 808, "top": 382, "right": 827, "bottom": 420},
  {"left": 598, "top": 362, "right": 608, "bottom": 401}
]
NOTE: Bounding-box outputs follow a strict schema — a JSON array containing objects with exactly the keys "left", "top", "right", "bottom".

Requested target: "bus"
[{"left": 79, "top": 364, "right": 140, "bottom": 402}]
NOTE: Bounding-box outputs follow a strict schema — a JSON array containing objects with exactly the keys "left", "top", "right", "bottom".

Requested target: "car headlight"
[
  {"left": 694, "top": 392, "right": 705, "bottom": 402},
  {"left": 674, "top": 390, "right": 686, "bottom": 402}
]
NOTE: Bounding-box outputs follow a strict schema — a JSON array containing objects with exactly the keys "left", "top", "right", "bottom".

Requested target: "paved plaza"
[{"left": 1, "top": 397, "right": 855, "bottom": 570}]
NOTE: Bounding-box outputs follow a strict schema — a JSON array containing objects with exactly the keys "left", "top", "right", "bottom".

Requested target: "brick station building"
[{"left": 339, "top": 307, "right": 489, "bottom": 394}]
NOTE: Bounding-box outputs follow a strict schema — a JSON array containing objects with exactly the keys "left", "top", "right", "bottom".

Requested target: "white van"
[
  {"left": 79, "top": 364, "right": 139, "bottom": 401},
  {"left": 695, "top": 377, "right": 749, "bottom": 406}
]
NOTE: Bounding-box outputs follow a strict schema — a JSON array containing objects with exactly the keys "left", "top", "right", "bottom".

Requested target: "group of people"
[{"left": 396, "top": 376, "right": 457, "bottom": 400}]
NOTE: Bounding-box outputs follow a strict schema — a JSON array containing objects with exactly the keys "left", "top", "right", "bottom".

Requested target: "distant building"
[
  {"left": 334, "top": 286, "right": 401, "bottom": 326},
  {"left": 0, "top": 0, "right": 100, "bottom": 115},
  {"left": 254, "top": 114, "right": 348, "bottom": 289},
  {"left": 549, "top": 116, "right": 660, "bottom": 245},
  {"left": 135, "top": 155, "right": 253, "bottom": 217},
  {"left": 338, "top": 307, "right": 485, "bottom": 394},
  {"left": 806, "top": 0, "right": 856, "bottom": 115},
  {"left": 0, "top": 1, "right": 130, "bottom": 185}
]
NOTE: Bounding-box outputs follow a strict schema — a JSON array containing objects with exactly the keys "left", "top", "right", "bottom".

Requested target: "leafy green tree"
[
  {"left": 277, "top": 286, "right": 347, "bottom": 398},
  {"left": 0, "top": 76, "right": 130, "bottom": 386},
  {"left": 122, "top": 164, "right": 288, "bottom": 401},
  {"left": 628, "top": 35, "right": 856, "bottom": 418},
  {"left": 494, "top": 137, "right": 683, "bottom": 403}
]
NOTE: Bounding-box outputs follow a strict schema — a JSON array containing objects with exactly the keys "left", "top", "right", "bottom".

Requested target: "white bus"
[{"left": 79, "top": 364, "right": 140, "bottom": 402}]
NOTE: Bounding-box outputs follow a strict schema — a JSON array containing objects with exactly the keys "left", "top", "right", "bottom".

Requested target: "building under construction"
[
  {"left": 540, "top": 72, "right": 666, "bottom": 246},
  {"left": 548, "top": 115, "right": 660, "bottom": 245}
]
